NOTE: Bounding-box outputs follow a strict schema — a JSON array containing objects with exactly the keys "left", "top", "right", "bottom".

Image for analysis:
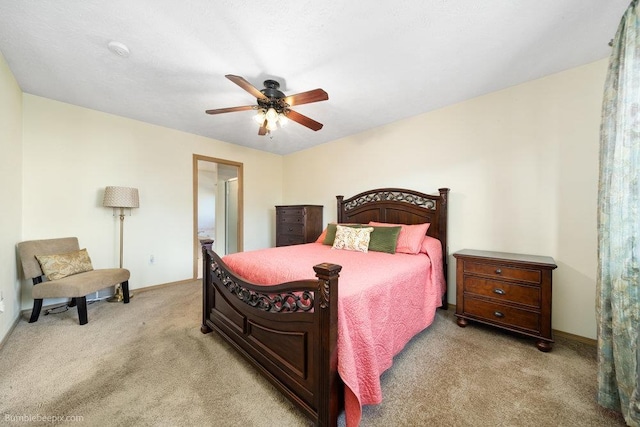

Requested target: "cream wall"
[
  {"left": 21, "top": 95, "right": 283, "bottom": 309},
  {"left": 0, "top": 51, "right": 23, "bottom": 343},
  {"left": 283, "top": 59, "right": 607, "bottom": 340},
  {"left": 4, "top": 58, "right": 606, "bottom": 341}
]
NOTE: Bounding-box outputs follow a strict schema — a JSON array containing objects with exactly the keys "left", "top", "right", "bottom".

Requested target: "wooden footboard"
[
  {"left": 200, "top": 187, "right": 449, "bottom": 425},
  {"left": 200, "top": 241, "right": 343, "bottom": 427}
]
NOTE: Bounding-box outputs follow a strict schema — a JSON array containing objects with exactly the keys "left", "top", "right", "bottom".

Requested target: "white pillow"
[{"left": 332, "top": 225, "right": 374, "bottom": 252}]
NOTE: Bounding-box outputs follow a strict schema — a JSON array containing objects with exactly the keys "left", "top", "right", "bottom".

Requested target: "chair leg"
[
  {"left": 122, "top": 281, "right": 130, "bottom": 303},
  {"left": 76, "top": 296, "right": 88, "bottom": 325},
  {"left": 29, "top": 299, "right": 43, "bottom": 323},
  {"left": 68, "top": 297, "right": 77, "bottom": 307}
]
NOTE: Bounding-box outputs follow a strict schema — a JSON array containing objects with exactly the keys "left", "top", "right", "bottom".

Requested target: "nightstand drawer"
[
  {"left": 464, "top": 276, "right": 540, "bottom": 307},
  {"left": 465, "top": 262, "right": 541, "bottom": 284},
  {"left": 463, "top": 298, "right": 540, "bottom": 333},
  {"left": 277, "top": 223, "right": 305, "bottom": 236}
]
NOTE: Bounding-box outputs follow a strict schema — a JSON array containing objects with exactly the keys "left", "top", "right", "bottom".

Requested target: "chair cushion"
[{"left": 32, "top": 268, "right": 130, "bottom": 299}]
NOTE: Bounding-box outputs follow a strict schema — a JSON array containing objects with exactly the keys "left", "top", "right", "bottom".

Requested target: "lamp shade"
[{"left": 103, "top": 186, "right": 139, "bottom": 208}]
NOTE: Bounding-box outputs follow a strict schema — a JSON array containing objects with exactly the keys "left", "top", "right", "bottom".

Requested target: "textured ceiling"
[{"left": 0, "top": 1, "right": 630, "bottom": 155}]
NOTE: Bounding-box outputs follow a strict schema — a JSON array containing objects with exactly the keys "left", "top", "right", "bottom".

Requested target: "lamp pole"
[
  {"left": 103, "top": 186, "right": 139, "bottom": 303},
  {"left": 119, "top": 207, "right": 125, "bottom": 269}
]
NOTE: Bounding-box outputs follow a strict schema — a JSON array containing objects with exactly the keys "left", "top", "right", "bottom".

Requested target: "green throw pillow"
[
  {"left": 323, "top": 223, "right": 362, "bottom": 245},
  {"left": 368, "top": 226, "right": 402, "bottom": 254}
]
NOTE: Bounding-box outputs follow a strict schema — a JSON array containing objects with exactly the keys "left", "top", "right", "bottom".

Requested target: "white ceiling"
[{"left": 0, "top": 1, "right": 629, "bottom": 155}]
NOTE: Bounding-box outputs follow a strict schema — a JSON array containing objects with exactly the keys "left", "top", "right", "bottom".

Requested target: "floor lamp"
[{"left": 103, "top": 186, "right": 139, "bottom": 302}]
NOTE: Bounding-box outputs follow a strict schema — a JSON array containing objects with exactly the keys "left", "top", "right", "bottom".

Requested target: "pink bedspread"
[{"left": 222, "top": 240, "right": 445, "bottom": 426}]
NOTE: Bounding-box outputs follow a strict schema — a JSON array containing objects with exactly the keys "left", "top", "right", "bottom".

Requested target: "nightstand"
[
  {"left": 453, "top": 249, "right": 557, "bottom": 352},
  {"left": 275, "top": 205, "right": 323, "bottom": 247}
]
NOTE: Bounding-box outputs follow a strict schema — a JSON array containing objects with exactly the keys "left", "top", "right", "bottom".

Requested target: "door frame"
[{"left": 192, "top": 154, "right": 244, "bottom": 279}]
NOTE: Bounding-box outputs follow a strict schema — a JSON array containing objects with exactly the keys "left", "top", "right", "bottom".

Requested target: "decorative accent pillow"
[
  {"left": 322, "top": 223, "right": 362, "bottom": 245},
  {"left": 368, "top": 222, "right": 430, "bottom": 254},
  {"left": 332, "top": 225, "right": 374, "bottom": 252},
  {"left": 35, "top": 249, "right": 94, "bottom": 281},
  {"left": 368, "top": 226, "right": 402, "bottom": 254}
]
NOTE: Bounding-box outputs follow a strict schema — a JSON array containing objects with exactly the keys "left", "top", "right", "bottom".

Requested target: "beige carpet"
[{"left": 0, "top": 280, "right": 626, "bottom": 426}]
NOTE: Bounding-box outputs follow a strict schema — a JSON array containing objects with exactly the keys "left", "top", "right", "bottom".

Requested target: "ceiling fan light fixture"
[
  {"left": 253, "top": 109, "right": 266, "bottom": 124},
  {"left": 206, "top": 75, "right": 328, "bottom": 136},
  {"left": 266, "top": 120, "right": 278, "bottom": 132},
  {"left": 265, "top": 108, "right": 278, "bottom": 122}
]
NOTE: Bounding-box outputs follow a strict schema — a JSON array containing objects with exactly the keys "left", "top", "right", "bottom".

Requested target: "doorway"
[{"left": 192, "top": 154, "right": 243, "bottom": 279}]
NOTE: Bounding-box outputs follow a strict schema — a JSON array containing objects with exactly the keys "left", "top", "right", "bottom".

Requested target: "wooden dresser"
[
  {"left": 453, "top": 249, "right": 557, "bottom": 352},
  {"left": 275, "top": 205, "right": 323, "bottom": 247}
]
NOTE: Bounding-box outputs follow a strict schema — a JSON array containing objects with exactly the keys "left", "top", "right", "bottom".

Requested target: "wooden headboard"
[{"left": 337, "top": 187, "right": 450, "bottom": 303}]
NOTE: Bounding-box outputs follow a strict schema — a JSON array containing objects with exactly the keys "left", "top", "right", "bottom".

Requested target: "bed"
[{"left": 200, "top": 187, "right": 449, "bottom": 426}]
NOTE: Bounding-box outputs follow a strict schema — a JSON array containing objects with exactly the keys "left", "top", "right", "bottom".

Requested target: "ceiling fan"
[{"left": 205, "top": 75, "right": 329, "bottom": 135}]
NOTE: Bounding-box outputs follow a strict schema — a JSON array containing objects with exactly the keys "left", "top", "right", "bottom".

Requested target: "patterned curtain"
[{"left": 597, "top": 1, "right": 640, "bottom": 425}]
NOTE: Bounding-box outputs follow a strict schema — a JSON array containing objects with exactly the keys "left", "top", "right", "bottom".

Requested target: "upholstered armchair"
[{"left": 17, "top": 237, "right": 130, "bottom": 325}]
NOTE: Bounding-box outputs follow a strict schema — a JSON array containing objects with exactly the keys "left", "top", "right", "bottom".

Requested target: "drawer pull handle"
[
  {"left": 494, "top": 311, "right": 505, "bottom": 318},
  {"left": 495, "top": 268, "right": 502, "bottom": 274},
  {"left": 493, "top": 288, "right": 505, "bottom": 295},
  {"left": 288, "top": 227, "right": 293, "bottom": 232}
]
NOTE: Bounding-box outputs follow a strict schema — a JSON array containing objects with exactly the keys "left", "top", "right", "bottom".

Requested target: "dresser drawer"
[
  {"left": 464, "top": 276, "right": 540, "bottom": 308},
  {"left": 276, "top": 235, "right": 305, "bottom": 246},
  {"left": 278, "top": 214, "right": 305, "bottom": 225},
  {"left": 277, "top": 208, "right": 305, "bottom": 217},
  {"left": 465, "top": 261, "right": 541, "bottom": 284},
  {"left": 463, "top": 298, "right": 540, "bottom": 333},
  {"left": 277, "top": 223, "right": 305, "bottom": 236}
]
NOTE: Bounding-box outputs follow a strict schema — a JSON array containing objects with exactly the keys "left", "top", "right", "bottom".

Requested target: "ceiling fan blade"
[
  {"left": 283, "top": 88, "right": 328, "bottom": 106},
  {"left": 286, "top": 109, "right": 323, "bottom": 131},
  {"left": 205, "top": 105, "right": 255, "bottom": 115},
  {"left": 258, "top": 120, "right": 268, "bottom": 136},
  {"left": 226, "top": 74, "right": 268, "bottom": 100}
]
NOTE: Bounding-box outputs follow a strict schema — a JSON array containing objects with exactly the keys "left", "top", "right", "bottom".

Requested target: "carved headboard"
[{"left": 337, "top": 187, "right": 450, "bottom": 295}]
